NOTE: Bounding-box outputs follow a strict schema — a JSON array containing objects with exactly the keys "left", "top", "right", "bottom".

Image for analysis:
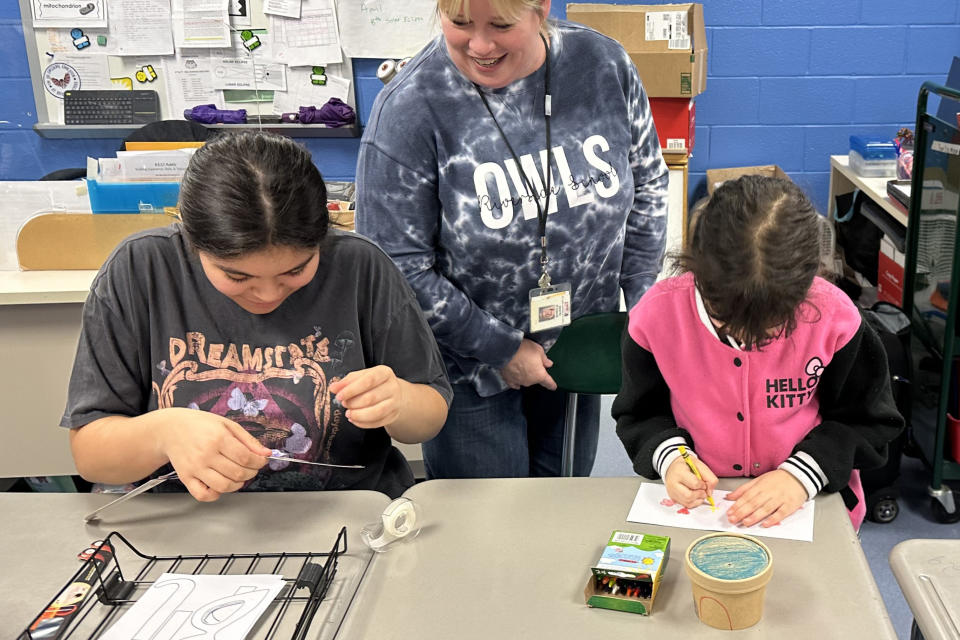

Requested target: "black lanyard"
[{"left": 474, "top": 32, "right": 553, "bottom": 288}]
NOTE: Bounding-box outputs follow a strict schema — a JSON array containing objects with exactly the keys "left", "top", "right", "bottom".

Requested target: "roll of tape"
[
  {"left": 361, "top": 497, "right": 420, "bottom": 551},
  {"left": 396, "top": 57, "right": 411, "bottom": 72},
  {"left": 376, "top": 59, "right": 397, "bottom": 84},
  {"left": 382, "top": 497, "right": 417, "bottom": 537}
]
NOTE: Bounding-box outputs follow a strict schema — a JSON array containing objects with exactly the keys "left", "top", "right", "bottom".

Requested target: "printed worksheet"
[
  {"left": 172, "top": 0, "right": 232, "bottom": 48},
  {"left": 269, "top": 0, "right": 343, "bottom": 66},
  {"left": 163, "top": 50, "right": 224, "bottom": 119},
  {"left": 626, "top": 483, "right": 815, "bottom": 542},
  {"left": 100, "top": 573, "right": 285, "bottom": 639},
  {"left": 107, "top": 0, "right": 175, "bottom": 56}
]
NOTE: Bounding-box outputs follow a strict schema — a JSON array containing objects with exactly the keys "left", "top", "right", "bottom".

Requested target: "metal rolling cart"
[{"left": 901, "top": 82, "right": 960, "bottom": 524}]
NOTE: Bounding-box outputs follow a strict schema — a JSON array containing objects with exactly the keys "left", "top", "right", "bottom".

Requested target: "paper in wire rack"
[{"left": 99, "top": 573, "right": 285, "bottom": 639}]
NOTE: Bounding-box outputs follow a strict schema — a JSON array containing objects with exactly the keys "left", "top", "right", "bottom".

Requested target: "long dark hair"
[
  {"left": 677, "top": 174, "right": 820, "bottom": 349},
  {"left": 178, "top": 131, "right": 329, "bottom": 258}
]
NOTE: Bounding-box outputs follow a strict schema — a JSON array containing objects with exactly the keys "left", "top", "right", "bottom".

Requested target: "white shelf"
[
  {"left": 829, "top": 155, "right": 907, "bottom": 227},
  {"left": 0, "top": 270, "right": 96, "bottom": 305}
]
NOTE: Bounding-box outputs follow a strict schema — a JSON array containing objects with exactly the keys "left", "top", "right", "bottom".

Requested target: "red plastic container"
[{"left": 948, "top": 414, "right": 960, "bottom": 463}]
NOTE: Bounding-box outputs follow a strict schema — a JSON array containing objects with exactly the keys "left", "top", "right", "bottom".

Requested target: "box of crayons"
[{"left": 584, "top": 530, "right": 671, "bottom": 615}]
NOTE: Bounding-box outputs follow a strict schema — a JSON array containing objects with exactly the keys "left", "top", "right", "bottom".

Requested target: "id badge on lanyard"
[{"left": 529, "top": 280, "right": 571, "bottom": 333}]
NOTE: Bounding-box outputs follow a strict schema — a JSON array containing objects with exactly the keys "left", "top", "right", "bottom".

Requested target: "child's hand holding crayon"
[{"left": 664, "top": 447, "right": 718, "bottom": 510}]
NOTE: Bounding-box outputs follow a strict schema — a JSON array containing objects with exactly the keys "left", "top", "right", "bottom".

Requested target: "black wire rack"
[{"left": 18, "top": 526, "right": 348, "bottom": 640}]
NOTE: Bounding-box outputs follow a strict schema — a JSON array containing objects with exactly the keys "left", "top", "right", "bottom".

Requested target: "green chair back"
[{"left": 546, "top": 312, "right": 628, "bottom": 395}]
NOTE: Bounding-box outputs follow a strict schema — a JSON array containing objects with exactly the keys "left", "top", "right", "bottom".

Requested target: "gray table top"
[
  {"left": 4, "top": 490, "right": 389, "bottom": 638},
  {"left": 4, "top": 478, "right": 897, "bottom": 639},
  {"left": 341, "top": 477, "right": 897, "bottom": 639},
  {"left": 890, "top": 538, "right": 960, "bottom": 640}
]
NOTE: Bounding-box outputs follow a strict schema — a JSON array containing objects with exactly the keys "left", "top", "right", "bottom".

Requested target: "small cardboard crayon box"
[{"left": 584, "top": 530, "right": 670, "bottom": 615}]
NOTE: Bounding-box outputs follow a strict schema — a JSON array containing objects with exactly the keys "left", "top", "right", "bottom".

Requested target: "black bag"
[
  {"left": 834, "top": 190, "right": 883, "bottom": 287},
  {"left": 859, "top": 301, "right": 911, "bottom": 522}
]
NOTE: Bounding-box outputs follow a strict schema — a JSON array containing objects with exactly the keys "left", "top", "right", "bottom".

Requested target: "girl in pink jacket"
[{"left": 613, "top": 174, "right": 903, "bottom": 530}]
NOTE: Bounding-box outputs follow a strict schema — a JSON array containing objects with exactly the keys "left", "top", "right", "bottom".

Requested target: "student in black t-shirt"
[{"left": 62, "top": 132, "right": 452, "bottom": 500}]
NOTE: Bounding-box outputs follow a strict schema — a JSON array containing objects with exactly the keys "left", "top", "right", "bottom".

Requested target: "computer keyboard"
[{"left": 63, "top": 90, "right": 161, "bottom": 125}]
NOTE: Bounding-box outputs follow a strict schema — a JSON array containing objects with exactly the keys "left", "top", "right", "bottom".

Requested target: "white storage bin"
[{"left": 849, "top": 149, "right": 897, "bottom": 177}]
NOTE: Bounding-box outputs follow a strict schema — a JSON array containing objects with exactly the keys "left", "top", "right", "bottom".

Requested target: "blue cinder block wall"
[
  {"left": 3, "top": 1, "right": 960, "bottom": 211},
  {"left": 553, "top": 0, "right": 960, "bottom": 211}
]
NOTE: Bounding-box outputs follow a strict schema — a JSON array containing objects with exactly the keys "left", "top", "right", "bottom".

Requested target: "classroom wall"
[{"left": 2, "top": 1, "right": 959, "bottom": 210}]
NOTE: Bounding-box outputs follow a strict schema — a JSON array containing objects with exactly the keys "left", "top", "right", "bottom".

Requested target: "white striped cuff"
[
  {"left": 779, "top": 451, "right": 827, "bottom": 501},
  {"left": 653, "top": 436, "right": 690, "bottom": 479}
]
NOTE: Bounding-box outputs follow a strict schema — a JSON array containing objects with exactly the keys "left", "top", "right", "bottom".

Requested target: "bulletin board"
[{"left": 18, "top": 0, "right": 439, "bottom": 139}]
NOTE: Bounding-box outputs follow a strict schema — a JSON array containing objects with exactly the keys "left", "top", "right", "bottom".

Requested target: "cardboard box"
[
  {"left": 877, "top": 235, "right": 905, "bottom": 306},
  {"left": 650, "top": 97, "right": 696, "bottom": 153},
  {"left": 705, "top": 165, "right": 791, "bottom": 194},
  {"left": 567, "top": 3, "right": 707, "bottom": 97},
  {"left": 584, "top": 530, "right": 670, "bottom": 615}
]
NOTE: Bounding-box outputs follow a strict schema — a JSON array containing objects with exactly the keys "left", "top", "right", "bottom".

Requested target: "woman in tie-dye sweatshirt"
[{"left": 356, "top": 0, "right": 668, "bottom": 479}]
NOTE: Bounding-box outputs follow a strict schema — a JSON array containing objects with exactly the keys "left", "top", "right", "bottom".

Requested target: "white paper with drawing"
[
  {"left": 627, "top": 483, "right": 815, "bottom": 542},
  {"left": 99, "top": 573, "right": 285, "bottom": 639}
]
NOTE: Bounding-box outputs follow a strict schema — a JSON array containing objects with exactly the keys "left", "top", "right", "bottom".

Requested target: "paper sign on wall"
[
  {"left": 270, "top": 0, "right": 343, "bottom": 66},
  {"left": 335, "top": 0, "right": 438, "bottom": 59},
  {"left": 263, "top": 0, "right": 302, "bottom": 19},
  {"left": 172, "top": 0, "right": 232, "bottom": 48},
  {"left": 107, "top": 0, "right": 175, "bottom": 56},
  {"left": 31, "top": 0, "right": 107, "bottom": 27},
  {"left": 164, "top": 51, "right": 224, "bottom": 119}
]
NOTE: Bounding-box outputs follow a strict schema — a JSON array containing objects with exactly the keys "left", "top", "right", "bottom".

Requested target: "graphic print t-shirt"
[{"left": 61, "top": 226, "right": 451, "bottom": 498}]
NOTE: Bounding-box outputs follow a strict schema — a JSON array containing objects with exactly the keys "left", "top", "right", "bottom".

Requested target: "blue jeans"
[{"left": 422, "top": 383, "right": 600, "bottom": 478}]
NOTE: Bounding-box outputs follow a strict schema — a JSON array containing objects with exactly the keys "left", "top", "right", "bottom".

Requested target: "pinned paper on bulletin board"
[
  {"left": 102, "top": 0, "right": 175, "bottom": 56},
  {"left": 31, "top": 0, "right": 107, "bottom": 27},
  {"left": 163, "top": 51, "right": 224, "bottom": 120},
  {"left": 269, "top": 0, "right": 343, "bottom": 66},
  {"left": 229, "top": 0, "right": 252, "bottom": 27},
  {"left": 263, "top": 0, "right": 302, "bottom": 19},
  {"left": 335, "top": 0, "right": 439, "bottom": 58},
  {"left": 212, "top": 55, "right": 286, "bottom": 91},
  {"left": 172, "top": 0, "right": 231, "bottom": 49}
]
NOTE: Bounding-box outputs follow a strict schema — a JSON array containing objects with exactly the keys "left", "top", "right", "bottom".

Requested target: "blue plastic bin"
[{"left": 87, "top": 179, "right": 181, "bottom": 213}]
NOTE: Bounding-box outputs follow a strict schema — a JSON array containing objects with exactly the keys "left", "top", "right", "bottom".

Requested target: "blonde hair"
[{"left": 437, "top": 0, "right": 550, "bottom": 35}]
